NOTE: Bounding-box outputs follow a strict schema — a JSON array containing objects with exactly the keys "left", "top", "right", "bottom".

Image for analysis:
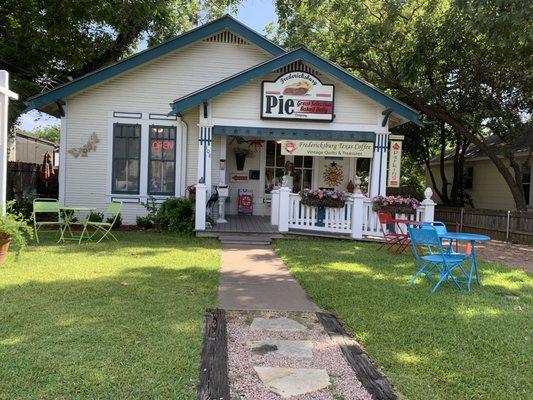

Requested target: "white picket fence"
[
  {"left": 288, "top": 194, "right": 353, "bottom": 234},
  {"left": 272, "top": 187, "right": 436, "bottom": 240}
]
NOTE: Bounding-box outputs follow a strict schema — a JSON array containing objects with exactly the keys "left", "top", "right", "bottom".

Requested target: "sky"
[{"left": 16, "top": 0, "right": 278, "bottom": 132}]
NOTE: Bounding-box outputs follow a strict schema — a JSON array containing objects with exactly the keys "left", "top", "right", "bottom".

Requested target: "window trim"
[
  {"left": 111, "top": 123, "right": 141, "bottom": 195},
  {"left": 147, "top": 125, "right": 177, "bottom": 196}
]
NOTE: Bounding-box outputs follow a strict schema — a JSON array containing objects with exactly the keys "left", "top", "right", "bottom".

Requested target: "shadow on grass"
[
  {"left": 0, "top": 232, "right": 220, "bottom": 399},
  {"left": 274, "top": 238, "right": 532, "bottom": 400}
]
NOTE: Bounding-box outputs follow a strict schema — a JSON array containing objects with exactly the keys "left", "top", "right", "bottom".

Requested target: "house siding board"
[
  {"left": 427, "top": 158, "right": 528, "bottom": 210},
  {"left": 63, "top": 40, "right": 271, "bottom": 224}
]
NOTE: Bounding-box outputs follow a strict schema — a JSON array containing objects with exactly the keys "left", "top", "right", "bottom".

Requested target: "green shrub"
[
  {"left": 136, "top": 215, "right": 153, "bottom": 230},
  {"left": 107, "top": 213, "right": 122, "bottom": 229},
  {"left": 1, "top": 201, "right": 34, "bottom": 256},
  {"left": 88, "top": 211, "right": 104, "bottom": 222},
  {"left": 143, "top": 197, "right": 194, "bottom": 234}
]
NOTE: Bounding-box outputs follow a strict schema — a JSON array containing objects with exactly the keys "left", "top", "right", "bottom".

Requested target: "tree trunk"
[
  {"left": 438, "top": 122, "right": 450, "bottom": 204},
  {"left": 405, "top": 97, "right": 529, "bottom": 211}
]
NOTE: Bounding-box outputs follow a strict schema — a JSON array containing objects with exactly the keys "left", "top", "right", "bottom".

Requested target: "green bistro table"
[{"left": 60, "top": 207, "right": 93, "bottom": 244}]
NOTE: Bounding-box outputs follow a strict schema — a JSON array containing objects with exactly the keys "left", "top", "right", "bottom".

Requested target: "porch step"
[{"left": 218, "top": 234, "right": 272, "bottom": 245}]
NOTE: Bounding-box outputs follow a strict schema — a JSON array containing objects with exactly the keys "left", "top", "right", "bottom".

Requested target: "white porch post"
[
  {"left": 421, "top": 187, "right": 436, "bottom": 222},
  {"left": 0, "top": 71, "right": 18, "bottom": 214},
  {"left": 196, "top": 103, "right": 212, "bottom": 231},
  {"left": 216, "top": 135, "right": 227, "bottom": 224},
  {"left": 270, "top": 189, "right": 280, "bottom": 226},
  {"left": 277, "top": 187, "right": 290, "bottom": 233},
  {"left": 350, "top": 193, "right": 364, "bottom": 239},
  {"left": 195, "top": 183, "right": 207, "bottom": 230},
  {"left": 369, "top": 132, "right": 388, "bottom": 197}
]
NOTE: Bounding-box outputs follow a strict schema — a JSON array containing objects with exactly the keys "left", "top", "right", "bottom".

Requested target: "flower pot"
[
  {"left": 235, "top": 154, "right": 246, "bottom": 171},
  {"left": 0, "top": 234, "right": 12, "bottom": 264}
]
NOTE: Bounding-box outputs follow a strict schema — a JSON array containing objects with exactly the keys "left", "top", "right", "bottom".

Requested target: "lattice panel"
[
  {"left": 204, "top": 30, "right": 249, "bottom": 45},
  {"left": 274, "top": 61, "right": 321, "bottom": 76}
]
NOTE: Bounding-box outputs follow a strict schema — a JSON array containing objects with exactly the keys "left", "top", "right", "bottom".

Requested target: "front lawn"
[
  {"left": 274, "top": 239, "right": 532, "bottom": 400},
  {"left": 0, "top": 232, "right": 220, "bottom": 399}
]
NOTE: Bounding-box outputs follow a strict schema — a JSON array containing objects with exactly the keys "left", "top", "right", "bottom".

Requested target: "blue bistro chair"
[{"left": 407, "top": 226, "right": 470, "bottom": 293}]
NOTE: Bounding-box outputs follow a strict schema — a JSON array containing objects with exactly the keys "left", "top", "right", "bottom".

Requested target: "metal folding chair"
[
  {"left": 408, "top": 226, "right": 470, "bottom": 293},
  {"left": 378, "top": 212, "right": 408, "bottom": 253},
  {"left": 83, "top": 202, "right": 122, "bottom": 243},
  {"left": 32, "top": 198, "right": 64, "bottom": 244}
]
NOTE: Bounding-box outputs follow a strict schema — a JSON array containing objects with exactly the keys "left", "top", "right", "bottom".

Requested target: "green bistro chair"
[
  {"left": 32, "top": 198, "right": 64, "bottom": 244},
  {"left": 84, "top": 202, "right": 122, "bottom": 243}
]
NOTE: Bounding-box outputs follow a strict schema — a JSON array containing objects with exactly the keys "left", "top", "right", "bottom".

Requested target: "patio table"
[
  {"left": 60, "top": 207, "right": 93, "bottom": 244},
  {"left": 438, "top": 232, "right": 491, "bottom": 291}
]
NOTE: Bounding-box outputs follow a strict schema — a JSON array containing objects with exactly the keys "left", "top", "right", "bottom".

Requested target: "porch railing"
[{"left": 271, "top": 187, "right": 436, "bottom": 239}]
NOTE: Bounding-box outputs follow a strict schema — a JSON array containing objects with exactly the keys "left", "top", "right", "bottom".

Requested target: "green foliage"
[
  {"left": 275, "top": 238, "right": 532, "bottom": 400},
  {"left": 0, "top": 232, "right": 220, "bottom": 398},
  {"left": 142, "top": 197, "right": 194, "bottom": 234},
  {"left": 0, "top": 201, "right": 34, "bottom": 256},
  {"left": 106, "top": 213, "right": 122, "bottom": 229},
  {"left": 1, "top": 0, "right": 242, "bottom": 126},
  {"left": 32, "top": 125, "right": 60, "bottom": 144},
  {"left": 136, "top": 215, "right": 153, "bottom": 230},
  {"left": 87, "top": 211, "right": 104, "bottom": 223}
]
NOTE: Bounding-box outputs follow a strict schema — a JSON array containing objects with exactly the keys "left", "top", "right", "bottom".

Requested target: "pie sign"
[{"left": 261, "top": 71, "right": 335, "bottom": 121}]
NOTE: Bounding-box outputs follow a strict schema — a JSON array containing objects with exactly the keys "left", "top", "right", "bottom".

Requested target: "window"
[
  {"left": 149, "top": 125, "right": 176, "bottom": 195},
  {"left": 523, "top": 163, "right": 531, "bottom": 206},
  {"left": 293, "top": 155, "right": 313, "bottom": 192},
  {"left": 265, "top": 141, "right": 286, "bottom": 193},
  {"left": 112, "top": 123, "right": 141, "bottom": 194},
  {"left": 463, "top": 166, "right": 474, "bottom": 190}
]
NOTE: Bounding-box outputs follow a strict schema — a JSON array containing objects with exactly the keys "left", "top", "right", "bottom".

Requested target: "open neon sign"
[{"left": 152, "top": 140, "right": 174, "bottom": 150}]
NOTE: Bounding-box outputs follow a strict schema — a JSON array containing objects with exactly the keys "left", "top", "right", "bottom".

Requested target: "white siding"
[
  {"left": 63, "top": 39, "right": 271, "bottom": 224},
  {"left": 212, "top": 72, "right": 381, "bottom": 125}
]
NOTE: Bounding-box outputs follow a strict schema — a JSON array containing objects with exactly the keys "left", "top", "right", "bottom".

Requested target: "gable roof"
[
  {"left": 168, "top": 47, "right": 421, "bottom": 126},
  {"left": 429, "top": 127, "right": 533, "bottom": 165},
  {"left": 24, "top": 15, "right": 285, "bottom": 116}
]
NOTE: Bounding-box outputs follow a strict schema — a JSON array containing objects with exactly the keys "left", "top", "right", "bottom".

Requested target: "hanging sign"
[
  {"left": 261, "top": 72, "right": 334, "bottom": 121},
  {"left": 387, "top": 141, "right": 402, "bottom": 187},
  {"left": 280, "top": 140, "right": 373, "bottom": 158}
]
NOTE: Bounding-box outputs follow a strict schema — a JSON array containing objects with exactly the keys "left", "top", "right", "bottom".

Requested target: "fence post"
[
  {"left": 421, "top": 187, "right": 436, "bottom": 222},
  {"left": 270, "top": 189, "right": 280, "bottom": 226},
  {"left": 278, "top": 187, "right": 290, "bottom": 233},
  {"left": 460, "top": 207, "right": 464, "bottom": 231},
  {"left": 506, "top": 210, "right": 511, "bottom": 242},
  {"left": 195, "top": 183, "right": 207, "bottom": 231},
  {"left": 350, "top": 193, "right": 364, "bottom": 239}
]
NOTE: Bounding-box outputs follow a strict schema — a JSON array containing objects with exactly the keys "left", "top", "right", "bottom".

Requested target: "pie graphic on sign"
[
  {"left": 284, "top": 141, "right": 297, "bottom": 154},
  {"left": 282, "top": 80, "right": 313, "bottom": 96}
]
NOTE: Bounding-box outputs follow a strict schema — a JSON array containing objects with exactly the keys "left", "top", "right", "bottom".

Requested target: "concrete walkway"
[{"left": 219, "top": 244, "right": 319, "bottom": 311}]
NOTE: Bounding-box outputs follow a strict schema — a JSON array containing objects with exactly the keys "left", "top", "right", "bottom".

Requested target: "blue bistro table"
[{"left": 438, "top": 232, "right": 491, "bottom": 291}]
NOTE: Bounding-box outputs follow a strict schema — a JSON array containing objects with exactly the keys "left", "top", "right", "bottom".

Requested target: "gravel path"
[{"left": 227, "top": 311, "right": 372, "bottom": 400}]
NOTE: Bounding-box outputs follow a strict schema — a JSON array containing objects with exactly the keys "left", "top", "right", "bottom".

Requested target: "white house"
[{"left": 25, "top": 16, "right": 434, "bottom": 237}]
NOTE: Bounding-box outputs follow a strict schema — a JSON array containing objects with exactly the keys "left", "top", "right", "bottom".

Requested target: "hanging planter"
[
  {"left": 234, "top": 147, "right": 251, "bottom": 171},
  {"left": 372, "top": 195, "right": 420, "bottom": 215}
]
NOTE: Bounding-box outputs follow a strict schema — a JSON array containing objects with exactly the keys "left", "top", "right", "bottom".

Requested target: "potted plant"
[
  {"left": 372, "top": 195, "right": 420, "bottom": 215},
  {"left": 234, "top": 147, "right": 251, "bottom": 171},
  {"left": 0, "top": 202, "right": 33, "bottom": 262}
]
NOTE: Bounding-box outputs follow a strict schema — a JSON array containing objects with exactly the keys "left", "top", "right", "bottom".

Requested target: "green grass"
[
  {"left": 0, "top": 232, "right": 220, "bottom": 399},
  {"left": 274, "top": 238, "right": 532, "bottom": 400}
]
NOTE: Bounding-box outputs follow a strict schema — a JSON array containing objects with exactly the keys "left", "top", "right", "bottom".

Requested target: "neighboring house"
[
  {"left": 8, "top": 130, "right": 59, "bottom": 166},
  {"left": 426, "top": 134, "right": 532, "bottom": 210},
  {"left": 24, "top": 15, "right": 426, "bottom": 234}
]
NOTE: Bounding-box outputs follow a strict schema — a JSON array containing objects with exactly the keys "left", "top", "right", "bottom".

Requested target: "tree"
[
  {"left": 33, "top": 125, "right": 60, "bottom": 144},
  {"left": 0, "top": 0, "right": 241, "bottom": 127},
  {"left": 273, "top": 0, "right": 533, "bottom": 210}
]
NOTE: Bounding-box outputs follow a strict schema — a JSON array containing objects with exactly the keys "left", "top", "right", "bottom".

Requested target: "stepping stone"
[
  {"left": 254, "top": 367, "right": 330, "bottom": 398},
  {"left": 250, "top": 317, "right": 307, "bottom": 331},
  {"left": 248, "top": 340, "right": 313, "bottom": 358}
]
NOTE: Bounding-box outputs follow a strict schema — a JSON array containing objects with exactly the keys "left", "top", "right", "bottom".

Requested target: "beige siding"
[
  {"left": 212, "top": 72, "right": 380, "bottom": 125},
  {"left": 63, "top": 39, "right": 271, "bottom": 223},
  {"left": 427, "top": 158, "right": 531, "bottom": 210}
]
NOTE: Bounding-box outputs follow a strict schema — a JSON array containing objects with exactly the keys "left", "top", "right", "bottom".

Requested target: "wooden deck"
[{"left": 199, "top": 215, "right": 281, "bottom": 237}]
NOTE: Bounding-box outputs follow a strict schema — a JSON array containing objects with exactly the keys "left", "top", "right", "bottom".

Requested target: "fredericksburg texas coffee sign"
[{"left": 261, "top": 71, "right": 335, "bottom": 121}]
